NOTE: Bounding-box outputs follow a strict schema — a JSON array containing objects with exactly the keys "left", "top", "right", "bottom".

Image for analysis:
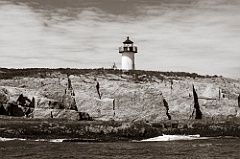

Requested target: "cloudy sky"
[{"left": 0, "top": 0, "right": 240, "bottom": 78}]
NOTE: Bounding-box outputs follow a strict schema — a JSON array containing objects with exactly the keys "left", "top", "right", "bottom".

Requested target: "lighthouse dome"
[{"left": 123, "top": 37, "right": 133, "bottom": 44}]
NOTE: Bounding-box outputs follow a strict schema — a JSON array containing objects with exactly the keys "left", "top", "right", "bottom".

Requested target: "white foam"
[
  {"left": 49, "top": 139, "right": 65, "bottom": 143},
  {"left": 0, "top": 137, "right": 70, "bottom": 143},
  {"left": 142, "top": 134, "right": 208, "bottom": 142},
  {"left": 34, "top": 139, "right": 48, "bottom": 142},
  {"left": 0, "top": 137, "right": 26, "bottom": 142},
  {"left": 34, "top": 139, "right": 65, "bottom": 142}
]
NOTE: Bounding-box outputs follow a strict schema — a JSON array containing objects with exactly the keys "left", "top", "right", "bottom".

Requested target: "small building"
[{"left": 119, "top": 37, "right": 138, "bottom": 70}]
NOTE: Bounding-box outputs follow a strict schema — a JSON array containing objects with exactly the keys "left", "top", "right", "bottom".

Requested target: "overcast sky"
[{"left": 0, "top": 0, "right": 239, "bottom": 79}]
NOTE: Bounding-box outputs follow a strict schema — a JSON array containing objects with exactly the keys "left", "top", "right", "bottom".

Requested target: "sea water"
[{"left": 0, "top": 137, "right": 239, "bottom": 159}]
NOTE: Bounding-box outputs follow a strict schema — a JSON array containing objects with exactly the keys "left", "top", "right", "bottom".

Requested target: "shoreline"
[
  {"left": 1, "top": 135, "right": 238, "bottom": 143},
  {"left": 1, "top": 117, "right": 240, "bottom": 142}
]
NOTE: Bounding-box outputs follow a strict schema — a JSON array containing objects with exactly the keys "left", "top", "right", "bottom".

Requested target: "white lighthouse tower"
[{"left": 119, "top": 37, "right": 138, "bottom": 70}]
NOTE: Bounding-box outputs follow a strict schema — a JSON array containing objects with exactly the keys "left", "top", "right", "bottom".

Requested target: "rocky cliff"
[{"left": 0, "top": 68, "right": 240, "bottom": 122}]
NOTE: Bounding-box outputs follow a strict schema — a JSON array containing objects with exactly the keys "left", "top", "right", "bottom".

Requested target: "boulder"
[
  {"left": 16, "top": 94, "right": 31, "bottom": 107},
  {"left": 0, "top": 104, "right": 7, "bottom": 115},
  {"left": 6, "top": 102, "right": 24, "bottom": 117},
  {"left": 0, "top": 88, "right": 10, "bottom": 105}
]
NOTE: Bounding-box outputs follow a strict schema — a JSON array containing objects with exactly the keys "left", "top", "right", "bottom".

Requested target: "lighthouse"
[{"left": 119, "top": 37, "right": 138, "bottom": 70}]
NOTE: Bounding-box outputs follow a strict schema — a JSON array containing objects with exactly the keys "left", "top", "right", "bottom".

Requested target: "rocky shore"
[
  {"left": 1, "top": 117, "right": 240, "bottom": 141},
  {"left": 0, "top": 68, "right": 240, "bottom": 141}
]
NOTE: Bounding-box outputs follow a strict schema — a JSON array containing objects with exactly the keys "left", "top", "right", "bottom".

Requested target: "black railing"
[{"left": 119, "top": 46, "right": 137, "bottom": 53}]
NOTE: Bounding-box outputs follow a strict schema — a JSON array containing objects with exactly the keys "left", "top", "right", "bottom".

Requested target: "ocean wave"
[
  {"left": 1, "top": 135, "right": 211, "bottom": 143},
  {"left": 0, "top": 137, "right": 65, "bottom": 142},
  {"left": 49, "top": 139, "right": 66, "bottom": 143},
  {"left": 141, "top": 134, "right": 209, "bottom": 142},
  {"left": 0, "top": 137, "right": 26, "bottom": 142},
  {"left": 0, "top": 137, "right": 98, "bottom": 143}
]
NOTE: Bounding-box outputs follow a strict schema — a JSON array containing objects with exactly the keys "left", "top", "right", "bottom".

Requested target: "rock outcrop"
[
  {"left": 0, "top": 88, "right": 9, "bottom": 105},
  {"left": 0, "top": 68, "right": 240, "bottom": 121}
]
